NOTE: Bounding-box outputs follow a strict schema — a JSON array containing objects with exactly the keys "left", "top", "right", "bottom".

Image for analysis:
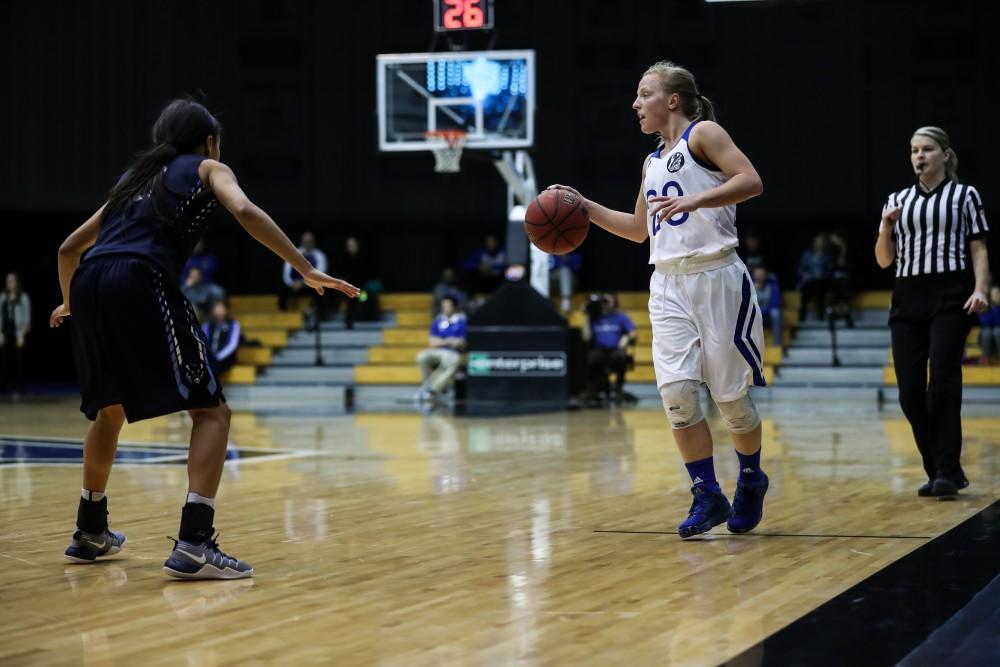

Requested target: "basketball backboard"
[{"left": 376, "top": 49, "right": 535, "bottom": 152}]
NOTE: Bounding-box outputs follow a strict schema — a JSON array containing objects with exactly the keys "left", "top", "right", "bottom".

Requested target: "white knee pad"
[
  {"left": 659, "top": 380, "right": 704, "bottom": 429},
  {"left": 716, "top": 394, "right": 760, "bottom": 434}
]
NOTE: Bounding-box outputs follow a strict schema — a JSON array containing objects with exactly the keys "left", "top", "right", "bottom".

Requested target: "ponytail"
[
  {"left": 103, "top": 142, "right": 178, "bottom": 222},
  {"left": 696, "top": 94, "right": 717, "bottom": 123},
  {"left": 102, "top": 97, "right": 221, "bottom": 223}
]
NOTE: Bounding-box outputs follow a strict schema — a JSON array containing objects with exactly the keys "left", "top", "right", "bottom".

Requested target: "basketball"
[{"left": 524, "top": 188, "right": 590, "bottom": 255}]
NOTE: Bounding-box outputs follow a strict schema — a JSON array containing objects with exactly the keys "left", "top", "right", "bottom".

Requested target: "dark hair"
[
  {"left": 103, "top": 98, "right": 221, "bottom": 223},
  {"left": 4, "top": 272, "right": 22, "bottom": 299}
]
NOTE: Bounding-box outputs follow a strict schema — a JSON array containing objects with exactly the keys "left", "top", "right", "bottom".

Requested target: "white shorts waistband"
[{"left": 654, "top": 249, "right": 739, "bottom": 275}]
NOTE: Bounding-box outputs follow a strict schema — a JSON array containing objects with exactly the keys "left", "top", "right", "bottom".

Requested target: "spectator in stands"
[
  {"left": 202, "top": 300, "right": 242, "bottom": 376},
  {"left": 335, "top": 236, "right": 372, "bottom": 329},
  {"left": 415, "top": 295, "right": 466, "bottom": 404},
  {"left": 432, "top": 267, "right": 467, "bottom": 315},
  {"left": 550, "top": 251, "right": 582, "bottom": 313},
  {"left": 827, "top": 230, "right": 855, "bottom": 327},
  {"left": 180, "top": 266, "right": 225, "bottom": 322},
  {"left": 463, "top": 234, "right": 507, "bottom": 296},
  {"left": 797, "top": 233, "right": 833, "bottom": 322},
  {"left": 582, "top": 292, "right": 637, "bottom": 404},
  {"left": 740, "top": 231, "right": 767, "bottom": 273},
  {"left": 0, "top": 272, "right": 31, "bottom": 395},
  {"left": 280, "top": 231, "right": 328, "bottom": 325},
  {"left": 752, "top": 266, "right": 782, "bottom": 347},
  {"left": 182, "top": 239, "right": 218, "bottom": 285},
  {"left": 979, "top": 285, "right": 1000, "bottom": 364}
]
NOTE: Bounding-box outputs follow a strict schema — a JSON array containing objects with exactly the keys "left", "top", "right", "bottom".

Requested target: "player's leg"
[
  {"left": 650, "top": 270, "right": 730, "bottom": 538},
  {"left": 699, "top": 264, "right": 769, "bottom": 533},
  {"left": 164, "top": 402, "right": 252, "bottom": 579},
  {"left": 65, "top": 404, "right": 128, "bottom": 563},
  {"left": 925, "top": 306, "right": 973, "bottom": 495},
  {"left": 429, "top": 349, "right": 461, "bottom": 394}
]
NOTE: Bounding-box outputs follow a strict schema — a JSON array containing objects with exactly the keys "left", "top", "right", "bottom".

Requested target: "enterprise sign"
[{"left": 467, "top": 352, "right": 567, "bottom": 377}]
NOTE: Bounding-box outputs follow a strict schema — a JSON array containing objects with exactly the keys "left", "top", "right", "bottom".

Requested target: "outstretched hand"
[
  {"left": 50, "top": 303, "right": 71, "bottom": 328},
  {"left": 304, "top": 269, "right": 361, "bottom": 298}
]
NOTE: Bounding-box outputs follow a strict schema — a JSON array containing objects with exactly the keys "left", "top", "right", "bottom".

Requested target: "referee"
[{"left": 875, "top": 126, "right": 990, "bottom": 497}]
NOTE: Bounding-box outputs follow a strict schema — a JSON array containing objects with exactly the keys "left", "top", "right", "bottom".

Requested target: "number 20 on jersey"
[{"left": 647, "top": 181, "right": 689, "bottom": 235}]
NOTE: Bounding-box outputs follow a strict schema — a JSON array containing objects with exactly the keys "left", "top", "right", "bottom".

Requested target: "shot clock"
[{"left": 433, "top": 0, "right": 495, "bottom": 32}]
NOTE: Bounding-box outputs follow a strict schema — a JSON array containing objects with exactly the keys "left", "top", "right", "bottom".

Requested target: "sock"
[
  {"left": 178, "top": 501, "right": 215, "bottom": 543},
  {"left": 81, "top": 488, "right": 106, "bottom": 502},
  {"left": 186, "top": 492, "right": 216, "bottom": 509},
  {"left": 77, "top": 496, "right": 108, "bottom": 534},
  {"left": 684, "top": 456, "right": 721, "bottom": 494},
  {"left": 736, "top": 447, "right": 764, "bottom": 482}
]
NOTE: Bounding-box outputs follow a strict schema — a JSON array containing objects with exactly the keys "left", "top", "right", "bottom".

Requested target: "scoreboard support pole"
[{"left": 494, "top": 149, "right": 549, "bottom": 296}]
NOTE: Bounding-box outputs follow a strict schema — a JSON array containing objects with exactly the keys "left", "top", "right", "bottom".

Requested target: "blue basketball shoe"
[
  {"left": 64, "top": 528, "right": 127, "bottom": 563},
  {"left": 164, "top": 534, "right": 253, "bottom": 580},
  {"left": 678, "top": 486, "right": 733, "bottom": 538},
  {"left": 727, "top": 472, "right": 769, "bottom": 534}
]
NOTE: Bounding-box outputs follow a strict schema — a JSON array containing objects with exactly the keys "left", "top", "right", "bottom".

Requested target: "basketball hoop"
[{"left": 425, "top": 130, "right": 467, "bottom": 173}]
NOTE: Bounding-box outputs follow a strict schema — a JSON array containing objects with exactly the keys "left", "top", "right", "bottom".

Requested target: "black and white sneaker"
[
  {"left": 163, "top": 534, "right": 253, "bottom": 580},
  {"left": 64, "top": 529, "right": 127, "bottom": 563}
]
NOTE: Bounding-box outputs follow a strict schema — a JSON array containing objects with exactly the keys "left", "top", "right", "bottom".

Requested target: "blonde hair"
[
  {"left": 643, "top": 61, "right": 716, "bottom": 147},
  {"left": 912, "top": 126, "right": 959, "bottom": 181}
]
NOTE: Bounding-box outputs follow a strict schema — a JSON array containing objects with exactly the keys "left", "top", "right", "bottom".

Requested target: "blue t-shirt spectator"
[
  {"left": 592, "top": 312, "right": 635, "bottom": 350},
  {"left": 979, "top": 305, "right": 1000, "bottom": 328},
  {"left": 430, "top": 312, "right": 467, "bottom": 343}
]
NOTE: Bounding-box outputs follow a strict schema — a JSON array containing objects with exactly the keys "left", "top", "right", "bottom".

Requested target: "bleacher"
[{"left": 219, "top": 288, "right": 999, "bottom": 410}]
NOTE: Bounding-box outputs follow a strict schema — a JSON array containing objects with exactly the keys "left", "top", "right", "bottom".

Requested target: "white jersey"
[{"left": 644, "top": 121, "right": 738, "bottom": 264}]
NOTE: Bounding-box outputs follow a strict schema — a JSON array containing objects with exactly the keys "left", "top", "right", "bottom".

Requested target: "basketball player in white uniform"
[{"left": 550, "top": 61, "right": 767, "bottom": 538}]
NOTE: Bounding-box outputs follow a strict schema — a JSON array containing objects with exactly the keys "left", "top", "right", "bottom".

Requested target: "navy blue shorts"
[{"left": 70, "top": 255, "right": 224, "bottom": 422}]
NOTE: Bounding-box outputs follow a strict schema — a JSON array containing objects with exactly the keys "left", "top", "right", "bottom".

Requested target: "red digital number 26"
[{"left": 443, "top": 0, "right": 484, "bottom": 29}]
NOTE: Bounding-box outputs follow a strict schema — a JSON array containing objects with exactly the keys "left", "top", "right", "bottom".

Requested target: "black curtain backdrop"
[{"left": 2, "top": 0, "right": 998, "bottom": 381}]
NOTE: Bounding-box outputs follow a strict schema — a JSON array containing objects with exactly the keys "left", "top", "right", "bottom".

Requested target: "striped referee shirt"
[{"left": 884, "top": 179, "right": 989, "bottom": 277}]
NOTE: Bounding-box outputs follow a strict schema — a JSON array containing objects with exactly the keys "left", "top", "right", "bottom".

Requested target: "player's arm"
[
  {"left": 200, "top": 160, "right": 359, "bottom": 298},
  {"left": 548, "top": 156, "right": 651, "bottom": 244},
  {"left": 648, "top": 122, "right": 763, "bottom": 220},
  {"left": 50, "top": 205, "right": 105, "bottom": 327}
]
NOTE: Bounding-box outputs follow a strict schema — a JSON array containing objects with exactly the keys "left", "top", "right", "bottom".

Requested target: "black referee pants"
[{"left": 889, "top": 274, "right": 973, "bottom": 482}]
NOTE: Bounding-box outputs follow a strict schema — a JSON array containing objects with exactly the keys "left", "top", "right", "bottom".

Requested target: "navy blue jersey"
[{"left": 85, "top": 154, "right": 218, "bottom": 278}]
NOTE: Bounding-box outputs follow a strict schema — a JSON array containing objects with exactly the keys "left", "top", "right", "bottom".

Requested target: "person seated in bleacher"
[
  {"left": 549, "top": 250, "right": 582, "bottom": 313},
  {"left": 280, "top": 231, "right": 328, "bottom": 326},
  {"left": 827, "top": 230, "right": 855, "bottom": 327},
  {"left": 740, "top": 231, "right": 767, "bottom": 273},
  {"left": 463, "top": 234, "right": 507, "bottom": 297},
  {"left": 431, "top": 267, "right": 468, "bottom": 315},
  {"left": 415, "top": 295, "right": 467, "bottom": 404},
  {"left": 202, "top": 300, "right": 241, "bottom": 376},
  {"left": 180, "top": 266, "right": 225, "bottom": 322},
  {"left": 796, "top": 233, "right": 833, "bottom": 322},
  {"left": 581, "top": 292, "right": 637, "bottom": 404},
  {"left": 978, "top": 285, "right": 1000, "bottom": 365},
  {"left": 752, "top": 266, "right": 782, "bottom": 348},
  {"left": 182, "top": 239, "right": 218, "bottom": 285}
]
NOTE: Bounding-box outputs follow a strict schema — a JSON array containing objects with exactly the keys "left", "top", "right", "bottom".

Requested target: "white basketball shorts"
[{"left": 648, "top": 250, "right": 766, "bottom": 402}]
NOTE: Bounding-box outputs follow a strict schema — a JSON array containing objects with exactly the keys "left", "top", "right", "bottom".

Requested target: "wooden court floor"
[{"left": 1, "top": 397, "right": 998, "bottom": 666}]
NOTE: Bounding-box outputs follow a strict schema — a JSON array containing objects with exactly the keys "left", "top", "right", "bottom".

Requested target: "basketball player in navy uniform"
[
  {"left": 50, "top": 98, "right": 360, "bottom": 578},
  {"left": 550, "top": 61, "right": 767, "bottom": 538}
]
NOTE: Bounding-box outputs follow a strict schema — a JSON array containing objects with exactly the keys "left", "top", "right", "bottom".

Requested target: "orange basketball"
[{"left": 524, "top": 188, "right": 590, "bottom": 255}]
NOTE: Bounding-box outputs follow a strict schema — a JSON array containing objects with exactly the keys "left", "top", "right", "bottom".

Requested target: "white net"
[{"left": 426, "top": 131, "right": 466, "bottom": 173}]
